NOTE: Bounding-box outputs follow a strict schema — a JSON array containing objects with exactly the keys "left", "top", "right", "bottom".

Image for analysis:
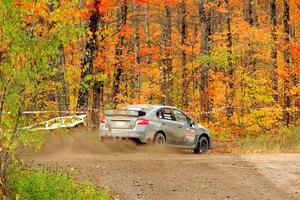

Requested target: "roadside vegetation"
[
  {"left": 0, "top": 128, "right": 110, "bottom": 200},
  {"left": 6, "top": 168, "right": 110, "bottom": 200},
  {"left": 213, "top": 122, "right": 300, "bottom": 153}
]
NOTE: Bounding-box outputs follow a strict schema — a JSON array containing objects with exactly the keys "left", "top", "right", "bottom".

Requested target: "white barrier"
[{"left": 20, "top": 115, "right": 86, "bottom": 131}]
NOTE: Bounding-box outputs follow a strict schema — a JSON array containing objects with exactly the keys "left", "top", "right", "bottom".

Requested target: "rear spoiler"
[{"left": 104, "top": 109, "right": 146, "bottom": 117}]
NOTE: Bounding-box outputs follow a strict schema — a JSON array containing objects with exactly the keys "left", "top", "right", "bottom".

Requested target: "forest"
[
  {"left": 1, "top": 0, "right": 300, "bottom": 133},
  {"left": 1, "top": 0, "right": 300, "bottom": 198}
]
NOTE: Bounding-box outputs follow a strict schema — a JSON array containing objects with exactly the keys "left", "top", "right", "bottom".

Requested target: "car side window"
[
  {"left": 160, "top": 108, "right": 175, "bottom": 121},
  {"left": 173, "top": 109, "right": 188, "bottom": 124}
]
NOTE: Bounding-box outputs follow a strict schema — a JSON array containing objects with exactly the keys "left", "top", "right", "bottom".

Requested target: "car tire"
[
  {"left": 154, "top": 132, "right": 166, "bottom": 145},
  {"left": 194, "top": 136, "right": 209, "bottom": 154}
]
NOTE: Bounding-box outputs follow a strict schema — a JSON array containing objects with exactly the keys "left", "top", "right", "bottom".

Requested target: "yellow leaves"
[
  {"left": 244, "top": 110, "right": 278, "bottom": 132},
  {"left": 215, "top": 6, "right": 227, "bottom": 14},
  {"left": 141, "top": 81, "right": 161, "bottom": 101},
  {"left": 17, "top": 2, "right": 47, "bottom": 18}
]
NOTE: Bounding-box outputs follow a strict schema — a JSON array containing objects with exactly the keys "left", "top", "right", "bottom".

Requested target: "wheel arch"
[
  {"left": 197, "top": 133, "right": 211, "bottom": 148},
  {"left": 154, "top": 130, "right": 166, "bottom": 141}
]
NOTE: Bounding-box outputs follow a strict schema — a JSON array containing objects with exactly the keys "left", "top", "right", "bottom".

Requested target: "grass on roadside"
[
  {"left": 7, "top": 169, "right": 111, "bottom": 200},
  {"left": 212, "top": 124, "right": 300, "bottom": 153}
]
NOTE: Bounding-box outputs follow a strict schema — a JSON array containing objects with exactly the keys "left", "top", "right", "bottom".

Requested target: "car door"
[
  {"left": 172, "top": 109, "right": 192, "bottom": 145},
  {"left": 158, "top": 108, "right": 178, "bottom": 144}
]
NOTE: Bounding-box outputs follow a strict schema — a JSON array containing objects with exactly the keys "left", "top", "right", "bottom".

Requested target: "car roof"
[{"left": 124, "top": 104, "right": 177, "bottom": 110}]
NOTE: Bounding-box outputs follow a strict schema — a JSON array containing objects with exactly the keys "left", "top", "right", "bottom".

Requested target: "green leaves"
[
  {"left": 11, "top": 170, "right": 110, "bottom": 200},
  {"left": 0, "top": 2, "right": 88, "bottom": 187},
  {"left": 195, "top": 50, "right": 232, "bottom": 71}
]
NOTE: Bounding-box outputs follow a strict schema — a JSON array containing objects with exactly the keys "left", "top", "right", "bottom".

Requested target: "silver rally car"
[{"left": 99, "top": 104, "right": 212, "bottom": 154}]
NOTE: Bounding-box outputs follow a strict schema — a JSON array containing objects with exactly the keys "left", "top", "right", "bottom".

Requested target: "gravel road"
[{"left": 25, "top": 131, "right": 300, "bottom": 200}]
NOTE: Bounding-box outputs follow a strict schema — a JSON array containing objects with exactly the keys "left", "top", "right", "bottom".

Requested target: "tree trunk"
[
  {"left": 131, "top": 0, "right": 141, "bottom": 98},
  {"left": 145, "top": 3, "right": 151, "bottom": 65},
  {"left": 270, "top": 0, "right": 278, "bottom": 102},
  {"left": 144, "top": 3, "right": 154, "bottom": 103},
  {"left": 199, "top": 0, "right": 212, "bottom": 120},
  {"left": 92, "top": 81, "right": 103, "bottom": 127},
  {"left": 160, "top": 4, "right": 172, "bottom": 105},
  {"left": 77, "top": 0, "right": 101, "bottom": 112},
  {"left": 225, "top": 0, "right": 234, "bottom": 120},
  {"left": 252, "top": 0, "right": 259, "bottom": 27},
  {"left": 112, "top": 0, "right": 128, "bottom": 107},
  {"left": 56, "top": 44, "right": 69, "bottom": 116},
  {"left": 191, "top": 0, "right": 198, "bottom": 116},
  {"left": 283, "top": 0, "right": 291, "bottom": 126},
  {"left": 243, "top": 0, "right": 249, "bottom": 22},
  {"left": 179, "top": 0, "right": 188, "bottom": 109},
  {"left": 243, "top": 0, "right": 258, "bottom": 26},
  {"left": 48, "top": 1, "right": 70, "bottom": 116},
  {"left": 92, "top": 16, "right": 106, "bottom": 128},
  {"left": 0, "top": 79, "right": 11, "bottom": 123}
]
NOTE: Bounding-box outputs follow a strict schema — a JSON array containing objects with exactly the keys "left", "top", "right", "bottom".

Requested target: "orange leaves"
[
  {"left": 119, "top": 26, "right": 134, "bottom": 37},
  {"left": 13, "top": 1, "right": 34, "bottom": 9},
  {"left": 99, "top": 0, "right": 115, "bottom": 14},
  {"left": 133, "top": 0, "right": 177, "bottom": 5},
  {"left": 140, "top": 46, "right": 159, "bottom": 59},
  {"left": 291, "top": 43, "right": 300, "bottom": 67},
  {"left": 15, "top": 0, "right": 85, "bottom": 27},
  {"left": 85, "top": 0, "right": 114, "bottom": 15},
  {"left": 14, "top": 1, "right": 47, "bottom": 15},
  {"left": 290, "top": 43, "right": 300, "bottom": 101},
  {"left": 290, "top": 0, "right": 300, "bottom": 24},
  {"left": 78, "top": 10, "right": 91, "bottom": 21},
  {"left": 0, "top": 39, "right": 13, "bottom": 58},
  {"left": 290, "top": 43, "right": 300, "bottom": 86}
]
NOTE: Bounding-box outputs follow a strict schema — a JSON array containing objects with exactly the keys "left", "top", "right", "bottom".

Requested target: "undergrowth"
[
  {"left": 212, "top": 123, "right": 300, "bottom": 153},
  {"left": 6, "top": 168, "right": 110, "bottom": 200}
]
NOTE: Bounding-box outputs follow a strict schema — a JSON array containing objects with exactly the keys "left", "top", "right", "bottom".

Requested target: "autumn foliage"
[{"left": 1, "top": 0, "right": 300, "bottom": 135}]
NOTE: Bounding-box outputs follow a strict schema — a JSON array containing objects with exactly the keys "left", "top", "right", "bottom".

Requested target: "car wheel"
[
  {"left": 194, "top": 136, "right": 209, "bottom": 154},
  {"left": 154, "top": 132, "right": 166, "bottom": 145}
]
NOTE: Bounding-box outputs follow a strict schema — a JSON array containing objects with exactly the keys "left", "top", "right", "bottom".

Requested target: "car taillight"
[
  {"left": 100, "top": 117, "right": 106, "bottom": 124},
  {"left": 136, "top": 118, "right": 149, "bottom": 125}
]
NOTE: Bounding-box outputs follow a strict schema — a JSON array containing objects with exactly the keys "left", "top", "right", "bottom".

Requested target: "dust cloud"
[{"left": 31, "top": 128, "right": 180, "bottom": 157}]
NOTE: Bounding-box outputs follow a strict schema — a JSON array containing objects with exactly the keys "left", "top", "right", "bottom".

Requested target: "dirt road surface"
[{"left": 25, "top": 130, "right": 300, "bottom": 200}]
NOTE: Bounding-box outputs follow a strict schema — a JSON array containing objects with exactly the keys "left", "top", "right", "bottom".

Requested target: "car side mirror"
[{"left": 190, "top": 120, "right": 195, "bottom": 127}]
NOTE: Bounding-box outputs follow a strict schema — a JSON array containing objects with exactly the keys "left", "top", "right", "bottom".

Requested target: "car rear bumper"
[{"left": 99, "top": 125, "right": 154, "bottom": 143}]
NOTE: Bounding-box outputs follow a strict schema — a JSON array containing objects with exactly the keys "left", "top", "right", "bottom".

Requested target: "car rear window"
[{"left": 122, "top": 106, "right": 152, "bottom": 116}]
